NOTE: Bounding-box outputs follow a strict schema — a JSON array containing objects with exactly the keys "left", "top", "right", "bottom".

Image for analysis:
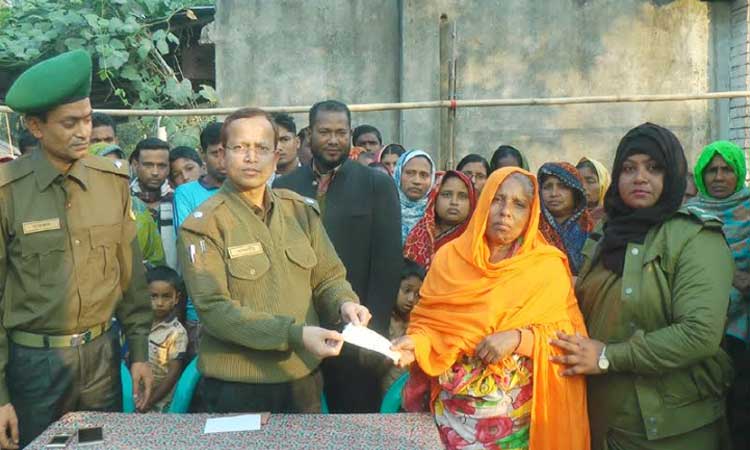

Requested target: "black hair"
[
  {"left": 169, "top": 146, "right": 203, "bottom": 166},
  {"left": 199, "top": 122, "right": 223, "bottom": 152},
  {"left": 17, "top": 129, "right": 38, "bottom": 154},
  {"left": 369, "top": 161, "right": 387, "bottom": 170},
  {"left": 380, "top": 143, "right": 405, "bottom": 158},
  {"left": 309, "top": 100, "right": 351, "bottom": 128},
  {"left": 456, "top": 153, "right": 490, "bottom": 174},
  {"left": 401, "top": 258, "right": 427, "bottom": 281},
  {"left": 132, "top": 137, "right": 170, "bottom": 162},
  {"left": 146, "top": 265, "right": 183, "bottom": 292},
  {"left": 92, "top": 112, "right": 116, "bottom": 133},
  {"left": 297, "top": 126, "right": 309, "bottom": 144},
  {"left": 490, "top": 145, "right": 524, "bottom": 171},
  {"left": 271, "top": 112, "right": 297, "bottom": 134},
  {"left": 220, "top": 107, "right": 278, "bottom": 149},
  {"left": 353, "top": 125, "right": 382, "bottom": 146}
]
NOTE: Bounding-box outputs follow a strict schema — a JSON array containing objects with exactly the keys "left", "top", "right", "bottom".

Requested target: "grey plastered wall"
[
  {"left": 212, "top": 0, "right": 403, "bottom": 139},
  {"left": 215, "top": 0, "right": 732, "bottom": 171}
]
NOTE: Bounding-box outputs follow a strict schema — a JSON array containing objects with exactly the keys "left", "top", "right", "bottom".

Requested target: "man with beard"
[
  {"left": 173, "top": 121, "right": 226, "bottom": 358},
  {"left": 274, "top": 100, "right": 402, "bottom": 413},
  {"left": 131, "top": 137, "right": 177, "bottom": 268}
]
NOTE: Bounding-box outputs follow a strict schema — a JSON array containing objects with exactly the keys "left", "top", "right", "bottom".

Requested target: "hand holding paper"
[{"left": 342, "top": 324, "right": 400, "bottom": 363}]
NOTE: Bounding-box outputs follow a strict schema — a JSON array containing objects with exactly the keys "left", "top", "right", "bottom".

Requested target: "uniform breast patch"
[
  {"left": 22, "top": 218, "right": 61, "bottom": 234},
  {"left": 227, "top": 242, "right": 263, "bottom": 259}
]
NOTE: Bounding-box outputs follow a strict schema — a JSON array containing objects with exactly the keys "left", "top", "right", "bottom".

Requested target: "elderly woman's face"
[
  {"left": 484, "top": 176, "right": 532, "bottom": 247},
  {"left": 617, "top": 153, "right": 664, "bottom": 209}
]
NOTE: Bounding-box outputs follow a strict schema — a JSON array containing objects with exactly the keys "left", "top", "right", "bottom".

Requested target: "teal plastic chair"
[
  {"left": 124, "top": 357, "right": 332, "bottom": 414},
  {"left": 321, "top": 391, "right": 329, "bottom": 414},
  {"left": 380, "top": 372, "right": 409, "bottom": 413},
  {"left": 121, "top": 361, "right": 135, "bottom": 413},
  {"left": 168, "top": 357, "right": 201, "bottom": 413}
]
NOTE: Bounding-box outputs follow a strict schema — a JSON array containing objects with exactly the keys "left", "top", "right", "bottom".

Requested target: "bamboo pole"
[
  {"left": 439, "top": 14, "right": 451, "bottom": 170},
  {"left": 0, "top": 90, "right": 749, "bottom": 117}
]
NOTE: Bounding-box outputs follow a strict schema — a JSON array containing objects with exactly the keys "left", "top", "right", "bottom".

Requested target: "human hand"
[
  {"left": 131, "top": 362, "right": 154, "bottom": 412},
  {"left": 549, "top": 332, "right": 605, "bottom": 376},
  {"left": 302, "top": 326, "right": 344, "bottom": 358},
  {"left": 390, "top": 335, "right": 416, "bottom": 368},
  {"left": 340, "top": 302, "right": 371, "bottom": 327},
  {"left": 475, "top": 330, "right": 521, "bottom": 365},
  {"left": 0, "top": 403, "right": 18, "bottom": 449}
]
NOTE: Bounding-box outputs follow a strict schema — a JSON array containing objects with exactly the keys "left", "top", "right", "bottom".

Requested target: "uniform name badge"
[
  {"left": 22, "top": 218, "right": 61, "bottom": 234},
  {"left": 228, "top": 242, "right": 263, "bottom": 259}
]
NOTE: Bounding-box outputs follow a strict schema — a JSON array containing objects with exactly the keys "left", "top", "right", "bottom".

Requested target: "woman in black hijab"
[{"left": 550, "top": 123, "right": 735, "bottom": 450}]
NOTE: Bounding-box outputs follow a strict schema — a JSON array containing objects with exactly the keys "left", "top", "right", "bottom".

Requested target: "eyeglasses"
[{"left": 227, "top": 144, "right": 275, "bottom": 158}]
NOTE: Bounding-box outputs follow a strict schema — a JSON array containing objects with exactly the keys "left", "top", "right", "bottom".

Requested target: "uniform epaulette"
[
  {"left": 274, "top": 188, "right": 320, "bottom": 214},
  {"left": 180, "top": 194, "right": 226, "bottom": 233},
  {"left": 0, "top": 157, "right": 33, "bottom": 187},
  {"left": 676, "top": 205, "right": 723, "bottom": 230},
  {"left": 82, "top": 155, "right": 130, "bottom": 178}
]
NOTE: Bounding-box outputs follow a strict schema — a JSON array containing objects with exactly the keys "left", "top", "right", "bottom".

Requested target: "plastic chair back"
[
  {"left": 379, "top": 372, "right": 409, "bottom": 413},
  {"left": 121, "top": 361, "right": 135, "bottom": 413},
  {"left": 168, "top": 357, "right": 201, "bottom": 413}
]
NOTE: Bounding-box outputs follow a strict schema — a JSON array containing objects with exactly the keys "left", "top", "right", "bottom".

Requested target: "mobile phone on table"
[
  {"left": 77, "top": 427, "right": 104, "bottom": 445},
  {"left": 45, "top": 433, "right": 73, "bottom": 448}
]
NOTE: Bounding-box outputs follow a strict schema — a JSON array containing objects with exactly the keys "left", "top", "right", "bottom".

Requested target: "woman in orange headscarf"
[{"left": 392, "top": 167, "right": 590, "bottom": 450}]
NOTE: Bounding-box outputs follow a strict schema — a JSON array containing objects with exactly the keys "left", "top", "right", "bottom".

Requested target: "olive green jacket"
[
  {"left": 0, "top": 152, "right": 152, "bottom": 405},
  {"left": 178, "top": 184, "right": 358, "bottom": 384},
  {"left": 577, "top": 207, "right": 734, "bottom": 442}
]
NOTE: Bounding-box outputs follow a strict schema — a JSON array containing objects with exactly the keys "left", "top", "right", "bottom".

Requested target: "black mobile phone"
[
  {"left": 77, "top": 427, "right": 104, "bottom": 445},
  {"left": 45, "top": 433, "right": 73, "bottom": 448}
]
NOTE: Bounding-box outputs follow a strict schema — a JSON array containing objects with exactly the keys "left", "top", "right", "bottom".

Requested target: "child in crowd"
[
  {"left": 382, "top": 259, "right": 426, "bottom": 393},
  {"left": 143, "top": 266, "right": 188, "bottom": 412}
]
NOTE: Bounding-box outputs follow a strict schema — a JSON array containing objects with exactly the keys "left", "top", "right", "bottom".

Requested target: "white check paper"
[
  {"left": 342, "top": 324, "right": 401, "bottom": 363},
  {"left": 204, "top": 414, "right": 261, "bottom": 434}
]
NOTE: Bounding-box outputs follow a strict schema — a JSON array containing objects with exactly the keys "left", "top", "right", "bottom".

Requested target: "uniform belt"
[{"left": 9, "top": 322, "right": 111, "bottom": 348}]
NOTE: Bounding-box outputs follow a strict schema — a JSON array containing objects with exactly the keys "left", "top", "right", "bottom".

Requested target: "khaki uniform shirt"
[
  {"left": 178, "top": 183, "right": 358, "bottom": 384},
  {"left": 0, "top": 151, "right": 152, "bottom": 404}
]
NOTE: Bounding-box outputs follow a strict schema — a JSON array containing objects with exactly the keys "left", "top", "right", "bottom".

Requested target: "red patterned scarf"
[{"left": 403, "top": 171, "right": 477, "bottom": 269}]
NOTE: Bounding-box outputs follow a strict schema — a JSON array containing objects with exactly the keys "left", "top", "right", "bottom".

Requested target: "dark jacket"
[
  {"left": 273, "top": 160, "right": 402, "bottom": 336},
  {"left": 577, "top": 207, "right": 734, "bottom": 446}
]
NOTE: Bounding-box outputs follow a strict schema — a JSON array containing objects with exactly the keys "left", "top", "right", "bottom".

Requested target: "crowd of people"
[{"left": 0, "top": 49, "right": 745, "bottom": 450}]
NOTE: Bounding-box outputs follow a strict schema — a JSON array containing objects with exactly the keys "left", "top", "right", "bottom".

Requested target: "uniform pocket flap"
[
  {"left": 227, "top": 253, "right": 270, "bottom": 280},
  {"left": 20, "top": 229, "right": 65, "bottom": 256},
  {"left": 89, "top": 224, "right": 122, "bottom": 247},
  {"left": 285, "top": 243, "right": 317, "bottom": 269}
]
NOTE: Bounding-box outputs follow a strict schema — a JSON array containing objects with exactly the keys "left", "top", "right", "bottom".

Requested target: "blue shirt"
[{"left": 173, "top": 177, "right": 220, "bottom": 321}]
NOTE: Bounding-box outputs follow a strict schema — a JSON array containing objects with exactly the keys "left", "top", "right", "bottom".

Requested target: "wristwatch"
[{"left": 597, "top": 345, "right": 610, "bottom": 372}]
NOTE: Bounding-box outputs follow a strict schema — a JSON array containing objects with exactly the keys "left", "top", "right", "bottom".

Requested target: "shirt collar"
[
  {"left": 33, "top": 151, "right": 89, "bottom": 191},
  {"left": 151, "top": 312, "right": 178, "bottom": 330},
  {"left": 223, "top": 181, "right": 275, "bottom": 218}
]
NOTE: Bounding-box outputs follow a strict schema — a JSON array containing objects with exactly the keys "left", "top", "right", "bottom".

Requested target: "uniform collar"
[
  {"left": 32, "top": 150, "right": 89, "bottom": 191},
  {"left": 222, "top": 180, "right": 275, "bottom": 217}
]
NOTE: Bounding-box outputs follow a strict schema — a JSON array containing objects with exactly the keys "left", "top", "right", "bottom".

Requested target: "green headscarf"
[{"left": 693, "top": 140, "right": 746, "bottom": 197}]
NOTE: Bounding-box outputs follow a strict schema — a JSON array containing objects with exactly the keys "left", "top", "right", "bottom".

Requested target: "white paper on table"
[
  {"left": 203, "top": 414, "right": 261, "bottom": 434},
  {"left": 342, "top": 324, "right": 400, "bottom": 363}
]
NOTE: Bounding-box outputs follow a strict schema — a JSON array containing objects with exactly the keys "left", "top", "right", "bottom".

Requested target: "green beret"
[{"left": 6, "top": 49, "right": 92, "bottom": 114}]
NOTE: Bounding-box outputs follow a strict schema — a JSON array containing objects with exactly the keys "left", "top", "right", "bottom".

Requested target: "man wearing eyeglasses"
[{"left": 177, "top": 107, "right": 371, "bottom": 413}]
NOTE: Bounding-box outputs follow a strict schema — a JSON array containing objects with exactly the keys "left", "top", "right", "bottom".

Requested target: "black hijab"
[{"left": 600, "top": 123, "right": 687, "bottom": 275}]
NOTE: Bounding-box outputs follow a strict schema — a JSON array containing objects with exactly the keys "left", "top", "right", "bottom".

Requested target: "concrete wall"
[
  {"left": 215, "top": 0, "right": 732, "bottom": 172},
  {"left": 212, "top": 0, "right": 402, "bottom": 142}
]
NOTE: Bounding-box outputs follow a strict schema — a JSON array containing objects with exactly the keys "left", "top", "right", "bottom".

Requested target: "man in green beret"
[{"left": 0, "top": 49, "right": 153, "bottom": 448}]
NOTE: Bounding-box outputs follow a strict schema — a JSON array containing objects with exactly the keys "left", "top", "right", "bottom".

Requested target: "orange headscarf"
[{"left": 407, "top": 167, "right": 590, "bottom": 450}]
